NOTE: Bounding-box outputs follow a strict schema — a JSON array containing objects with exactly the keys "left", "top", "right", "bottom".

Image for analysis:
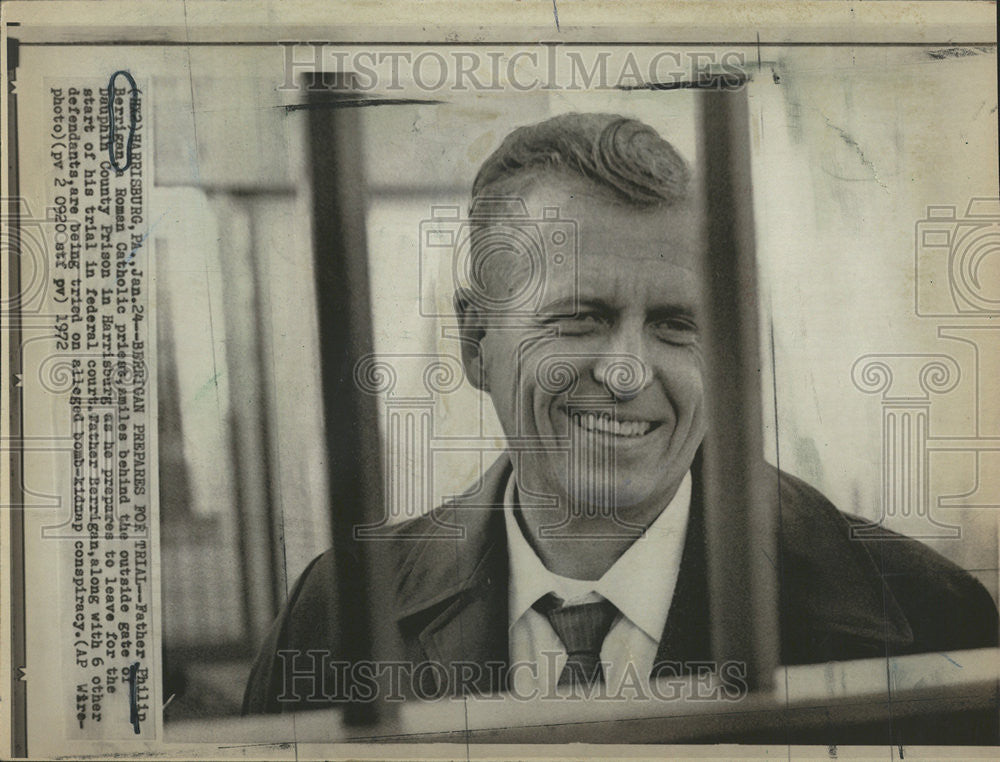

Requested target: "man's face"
[{"left": 460, "top": 176, "right": 707, "bottom": 526}]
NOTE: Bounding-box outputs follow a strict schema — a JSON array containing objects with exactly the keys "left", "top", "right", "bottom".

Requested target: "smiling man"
[{"left": 243, "top": 113, "right": 998, "bottom": 713}]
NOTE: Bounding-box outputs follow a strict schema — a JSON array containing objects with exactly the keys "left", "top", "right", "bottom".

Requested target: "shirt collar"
[{"left": 504, "top": 471, "right": 692, "bottom": 642}]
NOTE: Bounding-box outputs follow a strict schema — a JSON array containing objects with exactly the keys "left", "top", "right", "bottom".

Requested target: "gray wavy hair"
[{"left": 470, "top": 112, "right": 691, "bottom": 209}]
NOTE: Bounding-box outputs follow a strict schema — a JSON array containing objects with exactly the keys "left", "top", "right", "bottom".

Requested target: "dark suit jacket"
[{"left": 243, "top": 455, "right": 998, "bottom": 715}]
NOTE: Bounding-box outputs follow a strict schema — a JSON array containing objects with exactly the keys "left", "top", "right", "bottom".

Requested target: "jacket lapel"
[
  {"left": 650, "top": 462, "right": 914, "bottom": 667},
  {"left": 393, "top": 454, "right": 917, "bottom": 692},
  {"left": 392, "top": 457, "right": 512, "bottom": 694},
  {"left": 654, "top": 461, "right": 712, "bottom": 666}
]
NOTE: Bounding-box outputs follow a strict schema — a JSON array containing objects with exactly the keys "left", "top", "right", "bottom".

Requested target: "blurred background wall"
[{"left": 153, "top": 70, "right": 332, "bottom": 718}]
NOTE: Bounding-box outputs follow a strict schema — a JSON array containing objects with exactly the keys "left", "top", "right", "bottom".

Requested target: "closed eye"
[
  {"left": 650, "top": 317, "right": 699, "bottom": 345},
  {"left": 544, "top": 312, "right": 609, "bottom": 336}
]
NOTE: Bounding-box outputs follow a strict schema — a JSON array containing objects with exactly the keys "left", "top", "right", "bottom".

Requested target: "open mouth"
[{"left": 568, "top": 410, "right": 662, "bottom": 439}]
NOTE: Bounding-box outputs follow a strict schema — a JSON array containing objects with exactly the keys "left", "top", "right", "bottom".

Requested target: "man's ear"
[{"left": 454, "top": 288, "right": 489, "bottom": 392}]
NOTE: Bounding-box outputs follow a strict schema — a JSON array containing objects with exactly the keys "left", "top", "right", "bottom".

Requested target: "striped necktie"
[{"left": 534, "top": 593, "right": 619, "bottom": 687}]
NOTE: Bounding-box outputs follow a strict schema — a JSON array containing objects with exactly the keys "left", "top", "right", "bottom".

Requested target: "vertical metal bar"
[
  {"left": 698, "top": 85, "right": 780, "bottom": 692},
  {"left": 208, "top": 195, "right": 280, "bottom": 639},
  {"left": 240, "top": 197, "right": 289, "bottom": 625},
  {"left": 304, "top": 75, "right": 393, "bottom": 725},
  {"left": 4, "top": 34, "right": 29, "bottom": 758}
]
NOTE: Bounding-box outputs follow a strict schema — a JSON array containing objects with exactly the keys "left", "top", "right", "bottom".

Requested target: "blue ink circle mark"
[
  {"left": 126, "top": 660, "right": 141, "bottom": 734},
  {"left": 106, "top": 70, "right": 139, "bottom": 173}
]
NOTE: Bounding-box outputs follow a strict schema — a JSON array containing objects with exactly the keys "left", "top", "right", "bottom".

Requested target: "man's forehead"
[
  {"left": 477, "top": 184, "right": 702, "bottom": 279},
  {"left": 527, "top": 178, "right": 701, "bottom": 257},
  {"left": 478, "top": 241, "right": 702, "bottom": 319},
  {"left": 540, "top": 251, "right": 702, "bottom": 303}
]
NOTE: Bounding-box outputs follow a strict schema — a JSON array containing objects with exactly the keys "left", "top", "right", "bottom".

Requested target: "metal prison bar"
[
  {"left": 698, "top": 84, "right": 780, "bottom": 692},
  {"left": 304, "top": 81, "right": 778, "bottom": 722},
  {"left": 305, "top": 75, "right": 397, "bottom": 726}
]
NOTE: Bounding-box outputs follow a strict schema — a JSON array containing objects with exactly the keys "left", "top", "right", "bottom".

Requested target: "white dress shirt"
[{"left": 503, "top": 471, "right": 692, "bottom": 697}]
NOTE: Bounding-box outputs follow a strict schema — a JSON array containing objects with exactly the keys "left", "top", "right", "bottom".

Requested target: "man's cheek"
[
  {"left": 677, "top": 365, "right": 706, "bottom": 406},
  {"left": 516, "top": 330, "right": 559, "bottom": 358},
  {"left": 516, "top": 335, "right": 572, "bottom": 393}
]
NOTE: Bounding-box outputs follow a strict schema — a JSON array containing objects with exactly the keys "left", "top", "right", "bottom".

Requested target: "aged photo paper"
[{"left": 1, "top": 1, "right": 998, "bottom": 759}]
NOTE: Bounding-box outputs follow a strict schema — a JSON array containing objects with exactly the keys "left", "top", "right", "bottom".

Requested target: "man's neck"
[{"left": 513, "top": 484, "right": 684, "bottom": 580}]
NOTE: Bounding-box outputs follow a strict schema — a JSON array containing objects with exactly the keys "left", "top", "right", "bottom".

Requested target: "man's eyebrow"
[
  {"left": 535, "top": 297, "right": 698, "bottom": 319},
  {"left": 535, "top": 297, "right": 611, "bottom": 316},
  {"left": 648, "top": 304, "right": 698, "bottom": 321}
]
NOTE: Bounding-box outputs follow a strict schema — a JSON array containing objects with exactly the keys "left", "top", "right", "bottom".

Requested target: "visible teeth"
[{"left": 571, "top": 412, "right": 652, "bottom": 437}]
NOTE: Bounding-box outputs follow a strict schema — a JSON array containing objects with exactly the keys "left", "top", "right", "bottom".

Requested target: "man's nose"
[{"left": 592, "top": 349, "right": 652, "bottom": 401}]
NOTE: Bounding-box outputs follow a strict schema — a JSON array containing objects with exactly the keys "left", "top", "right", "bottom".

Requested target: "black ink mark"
[
  {"left": 821, "top": 114, "right": 889, "bottom": 192},
  {"left": 126, "top": 661, "right": 140, "bottom": 734},
  {"left": 552, "top": 0, "right": 560, "bottom": 32},
  {"left": 617, "top": 76, "right": 746, "bottom": 92},
  {"left": 283, "top": 97, "right": 444, "bottom": 113},
  {"left": 107, "top": 70, "right": 139, "bottom": 173},
  {"left": 927, "top": 46, "right": 994, "bottom": 60},
  {"left": 618, "top": 81, "right": 708, "bottom": 91}
]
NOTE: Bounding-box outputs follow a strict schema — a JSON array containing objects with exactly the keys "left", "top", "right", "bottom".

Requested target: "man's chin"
[{"left": 566, "top": 473, "right": 678, "bottom": 511}]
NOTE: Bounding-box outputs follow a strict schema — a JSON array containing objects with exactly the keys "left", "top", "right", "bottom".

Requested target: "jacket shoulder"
[
  {"left": 775, "top": 468, "right": 997, "bottom": 654},
  {"left": 838, "top": 511, "right": 999, "bottom": 651},
  {"left": 242, "top": 550, "right": 340, "bottom": 714}
]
